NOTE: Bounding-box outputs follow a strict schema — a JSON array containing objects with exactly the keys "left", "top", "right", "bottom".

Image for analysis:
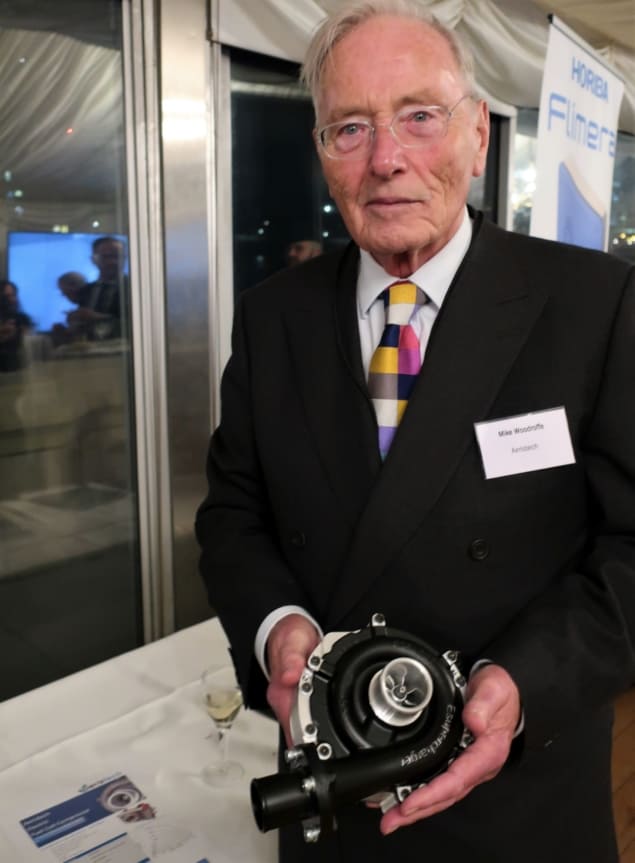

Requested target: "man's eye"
[
  {"left": 409, "top": 110, "right": 433, "bottom": 123},
  {"left": 338, "top": 123, "right": 363, "bottom": 137}
]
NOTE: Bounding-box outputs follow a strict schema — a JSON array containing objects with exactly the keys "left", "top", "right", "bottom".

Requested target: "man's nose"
[{"left": 368, "top": 124, "right": 407, "bottom": 176}]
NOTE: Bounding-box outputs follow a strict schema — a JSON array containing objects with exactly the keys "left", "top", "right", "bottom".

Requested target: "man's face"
[
  {"left": 58, "top": 277, "right": 83, "bottom": 303},
  {"left": 287, "top": 240, "right": 321, "bottom": 266},
  {"left": 92, "top": 240, "right": 125, "bottom": 282},
  {"left": 2, "top": 283, "right": 16, "bottom": 307},
  {"left": 315, "top": 15, "right": 489, "bottom": 276}
]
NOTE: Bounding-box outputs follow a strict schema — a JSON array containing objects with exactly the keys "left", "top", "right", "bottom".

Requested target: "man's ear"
[{"left": 472, "top": 100, "right": 490, "bottom": 179}]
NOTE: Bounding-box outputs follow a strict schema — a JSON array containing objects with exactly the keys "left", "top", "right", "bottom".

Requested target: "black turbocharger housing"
[{"left": 251, "top": 613, "right": 471, "bottom": 843}]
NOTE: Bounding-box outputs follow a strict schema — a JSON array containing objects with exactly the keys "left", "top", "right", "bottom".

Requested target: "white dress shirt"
[{"left": 255, "top": 209, "right": 473, "bottom": 676}]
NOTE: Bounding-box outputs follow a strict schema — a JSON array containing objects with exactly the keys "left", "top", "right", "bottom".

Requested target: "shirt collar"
[{"left": 357, "top": 207, "right": 473, "bottom": 317}]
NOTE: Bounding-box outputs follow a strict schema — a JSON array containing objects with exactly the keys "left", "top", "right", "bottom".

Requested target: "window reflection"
[
  {"left": 610, "top": 134, "right": 635, "bottom": 261},
  {"left": 0, "top": 279, "right": 33, "bottom": 372},
  {"left": 467, "top": 112, "right": 500, "bottom": 222},
  {"left": 512, "top": 108, "right": 635, "bottom": 261},
  {"left": 11, "top": 232, "right": 129, "bottom": 348},
  {"left": 0, "top": 5, "right": 141, "bottom": 699},
  {"left": 511, "top": 111, "right": 538, "bottom": 236},
  {"left": 230, "top": 49, "right": 349, "bottom": 297}
]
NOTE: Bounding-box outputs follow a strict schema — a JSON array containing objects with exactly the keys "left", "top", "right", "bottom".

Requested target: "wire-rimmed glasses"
[{"left": 317, "top": 94, "right": 474, "bottom": 160}]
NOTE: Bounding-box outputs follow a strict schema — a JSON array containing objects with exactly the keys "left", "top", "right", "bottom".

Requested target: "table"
[{"left": 0, "top": 617, "right": 279, "bottom": 862}]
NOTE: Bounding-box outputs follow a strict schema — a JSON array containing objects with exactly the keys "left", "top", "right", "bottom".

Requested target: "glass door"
[{"left": 0, "top": 1, "right": 142, "bottom": 699}]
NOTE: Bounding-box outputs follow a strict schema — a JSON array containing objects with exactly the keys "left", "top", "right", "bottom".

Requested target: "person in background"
[
  {"left": 67, "top": 236, "right": 126, "bottom": 340},
  {"left": 286, "top": 239, "right": 323, "bottom": 266},
  {"left": 196, "top": 2, "right": 635, "bottom": 861},
  {"left": 57, "top": 271, "right": 87, "bottom": 306},
  {"left": 0, "top": 280, "right": 33, "bottom": 372},
  {"left": 51, "top": 271, "right": 87, "bottom": 347}
]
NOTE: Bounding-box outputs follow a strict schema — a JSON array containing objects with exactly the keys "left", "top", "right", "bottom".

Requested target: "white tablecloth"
[{"left": 0, "top": 618, "right": 279, "bottom": 862}]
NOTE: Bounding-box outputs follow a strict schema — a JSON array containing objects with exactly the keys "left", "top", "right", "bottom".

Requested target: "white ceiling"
[{"left": 531, "top": 0, "right": 634, "bottom": 52}]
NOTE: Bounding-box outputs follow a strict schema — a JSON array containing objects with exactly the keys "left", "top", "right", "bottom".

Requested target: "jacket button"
[
  {"left": 468, "top": 538, "right": 490, "bottom": 561},
  {"left": 290, "top": 531, "right": 306, "bottom": 548}
]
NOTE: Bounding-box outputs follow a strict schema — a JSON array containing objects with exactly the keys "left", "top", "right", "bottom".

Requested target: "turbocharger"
[{"left": 250, "top": 613, "right": 471, "bottom": 843}]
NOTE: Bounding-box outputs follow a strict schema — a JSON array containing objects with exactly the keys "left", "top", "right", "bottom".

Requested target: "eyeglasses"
[{"left": 317, "top": 95, "right": 474, "bottom": 160}]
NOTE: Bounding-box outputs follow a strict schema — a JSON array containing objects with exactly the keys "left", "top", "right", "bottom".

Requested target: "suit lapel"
[
  {"left": 283, "top": 245, "right": 381, "bottom": 529},
  {"left": 327, "top": 217, "right": 551, "bottom": 627}
]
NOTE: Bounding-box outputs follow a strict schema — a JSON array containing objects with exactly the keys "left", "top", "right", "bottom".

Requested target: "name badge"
[{"left": 474, "top": 407, "right": 575, "bottom": 479}]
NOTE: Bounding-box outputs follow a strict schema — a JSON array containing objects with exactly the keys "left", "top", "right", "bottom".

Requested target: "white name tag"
[{"left": 474, "top": 407, "right": 575, "bottom": 479}]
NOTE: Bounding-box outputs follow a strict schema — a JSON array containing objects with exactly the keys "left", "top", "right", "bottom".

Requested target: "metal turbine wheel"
[{"left": 368, "top": 657, "right": 434, "bottom": 727}]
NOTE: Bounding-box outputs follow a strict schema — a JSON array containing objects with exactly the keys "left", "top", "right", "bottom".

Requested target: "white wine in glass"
[
  {"left": 205, "top": 687, "right": 242, "bottom": 728},
  {"left": 201, "top": 666, "right": 245, "bottom": 783}
]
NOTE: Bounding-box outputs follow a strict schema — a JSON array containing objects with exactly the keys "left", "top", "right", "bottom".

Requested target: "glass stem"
[{"left": 218, "top": 728, "right": 229, "bottom": 762}]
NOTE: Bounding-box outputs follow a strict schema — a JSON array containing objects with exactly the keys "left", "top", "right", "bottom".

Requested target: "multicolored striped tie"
[{"left": 368, "top": 280, "right": 428, "bottom": 459}]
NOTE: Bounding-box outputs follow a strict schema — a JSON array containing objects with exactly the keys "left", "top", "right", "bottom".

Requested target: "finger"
[
  {"left": 380, "top": 732, "right": 511, "bottom": 833},
  {"left": 279, "top": 648, "right": 309, "bottom": 681},
  {"left": 267, "top": 675, "right": 299, "bottom": 725},
  {"left": 266, "top": 683, "right": 298, "bottom": 745},
  {"left": 380, "top": 770, "right": 465, "bottom": 834},
  {"left": 464, "top": 666, "right": 520, "bottom": 736},
  {"left": 382, "top": 797, "right": 456, "bottom": 833},
  {"left": 419, "top": 733, "right": 508, "bottom": 799},
  {"left": 268, "top": 648, "right": 307, "bottom": 691},
  {"left": 267, "top": 616, "right": 320, "bottom": 683},
  {"left": 267, "top": 679, "right": 295, "bottom": 709}
]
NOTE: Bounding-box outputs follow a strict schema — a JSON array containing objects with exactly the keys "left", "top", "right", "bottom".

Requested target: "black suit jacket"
[
  {"left": 197, "top": 212, "right": 635, "bottom": 862},
  {"left": 77, "top": 277, "right": 125, "bottom": 339}
]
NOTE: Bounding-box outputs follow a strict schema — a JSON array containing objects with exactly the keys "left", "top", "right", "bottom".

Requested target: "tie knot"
[{"left": 383, "top": 280, "right": 427, "bottom": 326}]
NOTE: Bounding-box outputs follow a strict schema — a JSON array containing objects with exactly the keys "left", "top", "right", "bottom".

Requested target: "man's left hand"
[
  {"left": 380, "top": 663, "right": 521, "bottom": 835},
  {"left": 67, "top": 307, "right": 103, "bottom": 323}
]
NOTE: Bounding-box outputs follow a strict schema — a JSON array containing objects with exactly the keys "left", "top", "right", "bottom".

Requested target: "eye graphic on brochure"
[{"left": 98, "top": 777, "right": 144, "bottom": 812}]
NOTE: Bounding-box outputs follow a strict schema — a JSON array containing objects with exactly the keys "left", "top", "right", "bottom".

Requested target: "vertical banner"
[{"left": 530, "top": 16, "right": 624, "bottom": 251}]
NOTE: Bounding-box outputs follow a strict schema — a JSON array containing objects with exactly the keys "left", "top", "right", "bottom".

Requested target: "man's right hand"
[
  {"left": 266, "top": 614, "right": 321, "bottom": 746},
  {"left": 67, "top": 308, "right": 93, "bottom": 323}
]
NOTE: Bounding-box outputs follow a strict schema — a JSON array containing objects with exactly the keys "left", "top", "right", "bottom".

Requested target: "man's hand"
[
  {"left": 67, "top": 307, "right": 102, "bottom": 324},
  {"left": 380, "top": 663, "right": 521, "bottom": 835},
  {"left": 266, "top": 614, "right": 321, "bottom": 746}
]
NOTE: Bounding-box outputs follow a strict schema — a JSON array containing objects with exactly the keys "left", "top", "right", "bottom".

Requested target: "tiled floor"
[{"left": 613, "top": 687, "right": 635, "bottom": 862}]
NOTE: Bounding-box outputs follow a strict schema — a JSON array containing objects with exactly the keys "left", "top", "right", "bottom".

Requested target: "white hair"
[{"left": 301, "top": 0, "right": 476, "bottom": 114}]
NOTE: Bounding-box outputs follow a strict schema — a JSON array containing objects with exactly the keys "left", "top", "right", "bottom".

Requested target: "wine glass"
[{"left": 200, "top": 665, "right": 245, "bottom": 784}]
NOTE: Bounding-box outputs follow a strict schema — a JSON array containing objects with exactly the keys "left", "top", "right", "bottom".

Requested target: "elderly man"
[{"left": 196, "top": 1, "right": 635, "bottom": 861}]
